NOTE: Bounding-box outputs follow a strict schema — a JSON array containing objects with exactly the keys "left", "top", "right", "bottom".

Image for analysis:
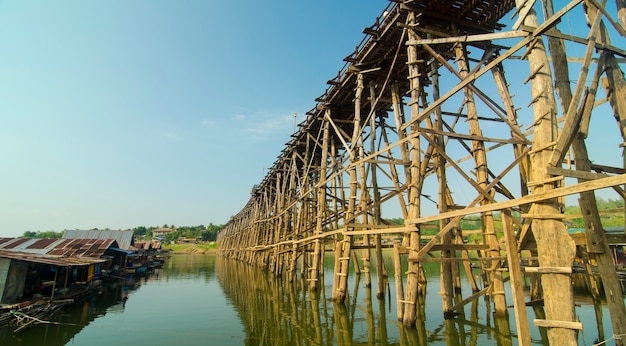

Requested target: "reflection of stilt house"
[{"left": 0, "top": 238, "right": 123, "bottom": 304}]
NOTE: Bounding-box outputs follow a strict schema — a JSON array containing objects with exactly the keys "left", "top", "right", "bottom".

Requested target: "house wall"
[
  {"left": 1, "top": 260, "right": 28, "bottom": 304},
  {"left": 0, "top": 258, "right": 10, "bottom": 303}
]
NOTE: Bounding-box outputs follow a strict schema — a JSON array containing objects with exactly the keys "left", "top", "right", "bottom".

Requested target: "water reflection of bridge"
[
  {"left": 216, "top": 256, "right": 620, "bottom": 345},
  {"left": 217, "top": 1, "right": 626, "bottom": 344}
]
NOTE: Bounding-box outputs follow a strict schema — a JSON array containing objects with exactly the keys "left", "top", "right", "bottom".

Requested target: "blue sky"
[{"left": 0, "top": 1, "right": 388, "bottom": 236}]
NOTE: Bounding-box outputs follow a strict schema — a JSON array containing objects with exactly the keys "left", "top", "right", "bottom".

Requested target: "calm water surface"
[{"left": 0, "top": 254, "right": 623, "bottom": 345}]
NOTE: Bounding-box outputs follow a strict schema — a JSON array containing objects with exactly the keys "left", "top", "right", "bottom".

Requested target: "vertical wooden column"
[
  {"left": 390, "top": 82, "right": 410, "bottom": 217},
  {"left": 288, "top": 152, "right": 299, "bottom": 282},
  {"left": 502, "top": 209, "right": 531, "bottom": 345},
  {"left": 369, "top": 81, "right": 385, "bottom": 300},
  {"left": 332, "top": 73, "right": 363, "bottom": 302},
  {"left": 359, "top": 79, "right": 372, "bottom": 289},
  {"left": 598, "top": 7, "right": 626, "bottom": 233},
  {"left": 516, "top": 1, "right": 578, "bottom": 344},
  {"left": 274, "top": 172, "right": 284, "bottom": 275},
  {"left": 390, "top": 82, "right": 407, "bottom": 321},
  {"left": 310, "top": 110, "right": 330, "bottom": 291},
  {"left": 428, "top": 56, "right": 454, "bottom": 312},
  {"left": 544, "top": 1, "right": 626, "bottom": 341},
  {"left": 403, "top": 11, "right": 424, "bottom": 327},
  {"left": 453, "top": 41, "right": 506, "bottom": 314}
]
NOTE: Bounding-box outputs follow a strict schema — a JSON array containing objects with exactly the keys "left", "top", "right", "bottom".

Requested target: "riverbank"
[{"left": 161, "top": 242, "right": 217, "bottom": 254}]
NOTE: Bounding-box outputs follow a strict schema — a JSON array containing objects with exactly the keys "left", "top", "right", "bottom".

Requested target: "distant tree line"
[
  {"left": 21, "top": 223, "right": 224, "bottom": 242},
  {"left": 132, "top": 223, "right": 222, "bottom": 242},
  {"left": 22, "top": 230, "right": 64, "bottom": 238},
  {"left": 19, "top": 198, "right": 623, "bottom": 240}
]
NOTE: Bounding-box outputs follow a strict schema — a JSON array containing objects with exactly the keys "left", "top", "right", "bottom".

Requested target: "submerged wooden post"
[
  {"left": 310, "top": 111, "right": 330, "bottom": 291},
  {"left": 333, "top": 73, "right": 364, "bottom": 302},
  {"left": 369, "top": 81, "right": 386, "bottom": 300}
]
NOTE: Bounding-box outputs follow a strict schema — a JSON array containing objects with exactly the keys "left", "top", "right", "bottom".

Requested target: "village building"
[{"left": 151, "top": 227, "right": 175, "bottom": 240}]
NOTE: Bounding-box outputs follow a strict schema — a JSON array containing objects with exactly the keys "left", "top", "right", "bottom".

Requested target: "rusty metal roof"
[
  {"left": 62, "top": 229, "right": 135, "bottom": 250},
  {"left": 0, "top": 237, "right": 31, "bottom": 249},
  {"left": 0, "top": 238, "right": 119, "bottom": 258},
  {"left": 0, "top": 238, "right": 65, "bottom": 254},
  {"left": 47, "top": 238, "right": 119, "bottom": 257},
  {"left": 0, "top": 250, "right": 107, "bottom": 267}
]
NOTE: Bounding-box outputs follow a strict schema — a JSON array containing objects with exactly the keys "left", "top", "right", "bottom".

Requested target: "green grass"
[{"left": 162, "top": 242, "right": 218, "bottom": 253}]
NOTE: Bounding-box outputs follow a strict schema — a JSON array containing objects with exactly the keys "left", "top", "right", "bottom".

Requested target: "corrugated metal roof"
[
  {"left": 62, "top": 229, "right": 134, "bottom": 250},
  {"left": 0, "top": 238, "right": 17, "bottom": 246},
  {"left": 0, "top": 238, "right": 65, "bottom": 254},
  {"left": 1, "top": 238, "right": 30, "bottom": 249},
  {"left": 26, "top": 238, "right": 59, "bottom": 249},
  {"left": 0, "top": 238, "right": 119, "bottom": 258},
  {"left": 0, "top": 250, "right": 107, "bottom": 267},
  {"left": 47, "top": 238, "right": 119, "bottom": 257}
]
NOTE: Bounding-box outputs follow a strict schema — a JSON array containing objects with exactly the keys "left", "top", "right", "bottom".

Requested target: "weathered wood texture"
[{"left": 218, "top": 1, "right": 626, "bottom": 345}]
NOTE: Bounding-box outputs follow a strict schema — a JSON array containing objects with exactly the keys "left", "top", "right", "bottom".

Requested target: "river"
[{"left": 0, "top": 254, "right": 623, "bottom": 345}]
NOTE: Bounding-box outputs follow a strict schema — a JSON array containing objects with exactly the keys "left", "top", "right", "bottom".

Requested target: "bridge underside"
[{"left": 218, "top": 1, "right": 626, "bottom": 344}]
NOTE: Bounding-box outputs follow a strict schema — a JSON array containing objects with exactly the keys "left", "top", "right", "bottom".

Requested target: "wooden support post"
[
  {"left": 544, "top": 1, "right": 626, "bottom": 341},
  {"left": 333, "top": 72, "right": 364, "bottom": 302},
  {"left": 310, "top": 112, "right": 330, "bottom": 291},
  {"left": 502, "top": 209, "right": 531, "bottom": 345},
  {"left": 393, "top": 245, "right": 405, "bottom": 321},
  {"left": 518, "top": 1, "right": 578, "bottom": 344},
  {"left": 403, "top": 10, "right": 425, "bottom": 327},
  {"left": 369, "top": 81, "right": 386, "bottom": 300},
  {"left": 453, "top": 37, "right": 507, "bottom": 315}
]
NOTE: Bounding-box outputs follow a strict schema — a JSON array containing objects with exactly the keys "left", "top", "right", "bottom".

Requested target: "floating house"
[{"left": 0, "top": 238, "right": 124, "bottom": 304}]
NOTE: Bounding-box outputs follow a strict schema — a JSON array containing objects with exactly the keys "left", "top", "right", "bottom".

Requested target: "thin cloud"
[
  {"left": 201, "top": 119, "right": 216, "bottom": 129},
  {"left": 164, "top": 132, "right": 178, "bottom": 140},
  {"left": 238, "top": 111, "right": 295, "bottom": 140}
]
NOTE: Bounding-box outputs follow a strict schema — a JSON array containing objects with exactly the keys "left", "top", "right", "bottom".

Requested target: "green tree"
[{"left": 22, "top": 230, "right": 63, "bottom": 238}]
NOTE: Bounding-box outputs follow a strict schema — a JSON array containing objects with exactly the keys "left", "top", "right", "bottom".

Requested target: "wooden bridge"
[{"left": 217, "top": 1, "right": 626, "bottom": 344}]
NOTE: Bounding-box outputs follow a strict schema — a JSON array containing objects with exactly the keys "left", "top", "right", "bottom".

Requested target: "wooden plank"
[
  {"left": 524, "top": 266, "right": 573, "bottom": 274},
  {"left": 520, "top": 213, "right": 567, "bottom": 219},
  {"left": 409, "top": 256, "right": 508, "bottom": 263},
  {"left": 547, "top": 166, "right": 609, "bottom": 180},
  {"left": 429, "top": 244, "right": 490, "bottom": 251},
  {"left": 533, "top": 319, "right": 583, "bottom": 330},
  {"left": 405, "top": 30, "right": 528, "bottom": 45},
  {"left": 420, "top": 127, "right": 528, "bottom": 145}
]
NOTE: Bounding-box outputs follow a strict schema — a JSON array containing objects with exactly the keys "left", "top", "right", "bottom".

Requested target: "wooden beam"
[
  {"left": 406, "top": 30, "right": 528, "bottom": 45},
  {"left": 400, "top": 0, "right": 584, "bottom": 131},
  {"left": 547, "top": 166, "right": 609, "bottom": 180},
  {"left": 406, "top": 174, "right": 626, "bottom": 225}
]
